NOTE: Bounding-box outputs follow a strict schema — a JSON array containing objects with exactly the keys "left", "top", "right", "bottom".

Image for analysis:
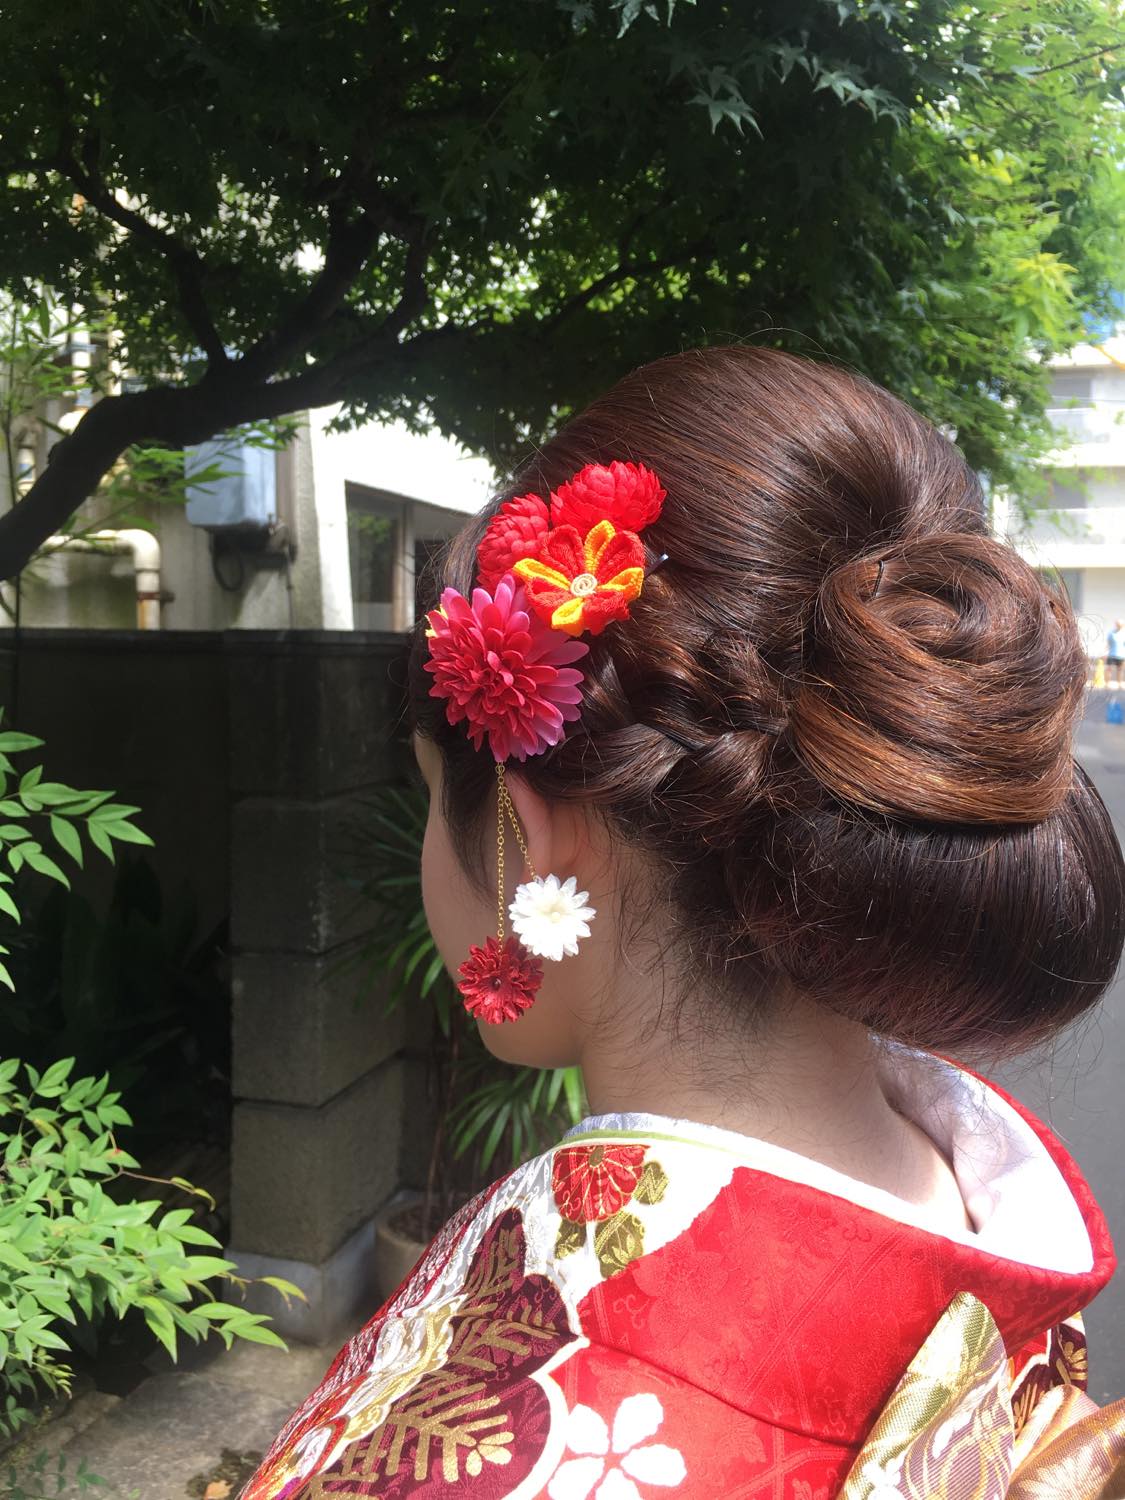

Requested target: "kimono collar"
[
  {"left": 563, "top": 1047, "right": 1095, "bottom": 1274},
  {"left": 563, "top": 1052, "right": 1114, "bottom": 1445}
]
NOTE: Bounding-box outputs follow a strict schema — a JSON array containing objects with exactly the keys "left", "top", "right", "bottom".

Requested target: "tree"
[{"left": 0, "top": 0, "right": 1121, "bottom": 578}]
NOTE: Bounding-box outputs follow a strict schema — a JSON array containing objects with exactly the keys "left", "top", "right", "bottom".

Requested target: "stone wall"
[{"left": 0, "top": 626, "right": 418, "bottom": 1340}]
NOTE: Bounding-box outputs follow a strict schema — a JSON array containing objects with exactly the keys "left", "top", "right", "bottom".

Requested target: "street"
[{"left": 999, "top": 697, "right": 1125, "bottom": 1402}]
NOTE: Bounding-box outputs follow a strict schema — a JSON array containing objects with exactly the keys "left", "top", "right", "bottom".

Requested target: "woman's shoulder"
[
  {"left": 238, "top": 1127, "right": 759, "bottom": 1497},
  {"left": 239, "top": 1087, "right": 1115, "bottom": 1497}
]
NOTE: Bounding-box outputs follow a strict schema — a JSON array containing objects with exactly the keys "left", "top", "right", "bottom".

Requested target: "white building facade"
[
  {"left": 2, "top": 406, "right": 494, "bottom": 635},
  {"left": 995, "top": 336, "right": 1125, "bottom": 659}
]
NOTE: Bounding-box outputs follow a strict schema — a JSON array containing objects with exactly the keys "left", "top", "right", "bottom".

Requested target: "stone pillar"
[{"left": 225, "top": 630, "right": 412, "bottom": 1341}]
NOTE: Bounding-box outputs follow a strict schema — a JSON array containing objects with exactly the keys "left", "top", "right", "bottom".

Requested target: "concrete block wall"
[
  {"left": 224, "top": 631, "right": 415, "bottom": 1339},
  {"left": 0, "top": 626, "right": 418, "bottom": 1344}
]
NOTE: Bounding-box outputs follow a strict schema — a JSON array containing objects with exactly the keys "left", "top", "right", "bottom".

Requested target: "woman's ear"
[{"left": 504, "top": 771, "right": 583, "bottom": 883}]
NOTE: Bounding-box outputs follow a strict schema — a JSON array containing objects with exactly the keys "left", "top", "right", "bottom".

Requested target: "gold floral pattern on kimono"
[
  {"left": 839, "top": 1292, "right": 1014, "bottom": 1499},
  {"left": 1010, "top": 1314, "right": 1089, "bottom": 1438},
  {"left": 840, "top": 1294, "right": 1125, "bottom": 1500},
  {"left": 242, "top": 1058, "right": 1124, "bottom": 1500},
  {"left": 552, "top": 1142, "right": 668, "bottom": 1278},
  {"left": 284, "top": 1208, "right": 579, "bottom": 1496}
]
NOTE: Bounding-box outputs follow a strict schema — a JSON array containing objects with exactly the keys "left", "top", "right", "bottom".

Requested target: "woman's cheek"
[{"left": 421, "top": 801, "right": 480, "bottom": 973}]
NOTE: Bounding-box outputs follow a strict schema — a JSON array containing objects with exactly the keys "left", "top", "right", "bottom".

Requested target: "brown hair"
[{"left": 410, "top": 346, "right": 1123, "bottom": 1056}]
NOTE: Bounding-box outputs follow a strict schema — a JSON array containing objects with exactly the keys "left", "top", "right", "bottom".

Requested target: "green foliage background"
[{"left": 0, "top": 0, "right": 1122, "bottom": 569}]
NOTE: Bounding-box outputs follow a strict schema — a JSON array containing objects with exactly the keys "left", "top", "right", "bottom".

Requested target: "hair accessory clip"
[{"left": 424, "top": 462, "right": 666, "bottom": 1022}]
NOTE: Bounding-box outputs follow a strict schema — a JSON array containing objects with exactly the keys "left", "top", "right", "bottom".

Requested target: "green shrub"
[
  {"left": 5, "top": 1450, "right": 121, "bottom": 1499},
  {"left": 0, "top": 715, "right": 299, "bottom": 1444},
  {"left": 2, "top": 856, "right": 231, "bottom": 1160},
  {"left": 0, "top": 1054, "right": 290, "bottom": 1441}
]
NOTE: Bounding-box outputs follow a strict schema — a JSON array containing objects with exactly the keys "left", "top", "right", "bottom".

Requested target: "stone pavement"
[{"left": 8, "top": 1329, "right": 355, "bottom": 1500}]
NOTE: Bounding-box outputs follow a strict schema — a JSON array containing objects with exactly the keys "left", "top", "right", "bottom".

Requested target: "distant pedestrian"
[{"left": 1107, "top": 619, "right": 1125, "bottom": 686}]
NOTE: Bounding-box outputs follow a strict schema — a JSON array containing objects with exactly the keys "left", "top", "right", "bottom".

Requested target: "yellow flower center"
[{"left": 570, "top": 572, "right": 599, "bottom": 597}]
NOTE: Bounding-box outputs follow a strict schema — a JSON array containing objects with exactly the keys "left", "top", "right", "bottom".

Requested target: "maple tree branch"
[
  {"left": 545, "top": 240, "right": 711, "bottom": 331},
  {"left": 0, "top": 316, "right": 465, "bottom": 580},
  {"left": 59, "top": 151, "right": 228, "bottom": 368},
  {"left": 1027, "top": 45, "right": 1117, "bottom": 77}
]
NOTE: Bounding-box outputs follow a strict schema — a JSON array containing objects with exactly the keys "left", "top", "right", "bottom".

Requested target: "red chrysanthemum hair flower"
[
  {"left": 549, "top": 461, "right": 666, "bottom": 537},
  {"left": 477, "top": 493, "right": 551, "bottom": 592},
  {"left": 424, "top": 574, "right": 588, "bottom": 761},
  {"left": 458, "top": 935, "right": 543, "bottom": 1023}
]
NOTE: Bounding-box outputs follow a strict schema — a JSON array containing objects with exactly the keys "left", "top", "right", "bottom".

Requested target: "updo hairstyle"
[{"left": 410, "top": 346, "right": 1124, "bottom": 1057}]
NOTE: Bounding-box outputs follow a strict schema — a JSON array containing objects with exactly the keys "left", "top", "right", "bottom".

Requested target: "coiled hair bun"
[
  {"left": 791, "top": 533, "right": 1087, "bottom": 826},
  {"left": 413, "top": 345, "right": 1124, "bottom": 1056}
]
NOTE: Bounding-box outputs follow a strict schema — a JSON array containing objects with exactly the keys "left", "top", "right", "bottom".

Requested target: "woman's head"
[{"left": 411, "top": 345, "right": 1124, "bottom": 1063}]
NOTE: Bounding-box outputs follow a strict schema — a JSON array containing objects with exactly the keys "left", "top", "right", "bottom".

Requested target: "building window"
[
  {"left": 1055, "top": 568, "right": 1083, "bottom": 614},
  {"left": 1051, "top": 373, "right": 1095, "bottom": 406},
  {"left": 1048, "top": 474, "right": 1087, "bottom": 510},
  {"left": 347, "top": 485, "right": 402, "bottom": 631},
  {"left": 414, "top": 536, "right": 449, "bottom": 619}
]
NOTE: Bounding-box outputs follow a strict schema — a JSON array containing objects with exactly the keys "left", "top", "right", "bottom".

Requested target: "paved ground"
[
  {"left": 8, "top": 1332, "right": 351, "bottom": 1500},
  {"left": 997, "top": 696, "right": 1125, "bottom": 1403}
]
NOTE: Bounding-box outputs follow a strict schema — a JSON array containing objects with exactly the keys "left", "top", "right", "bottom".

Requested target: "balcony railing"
[
  {"left": 1013, "top": 506, "right": 1125, "bottom": 549},
  {"left": 1046, "top": 405, "right": 1121, "bottom": 445}
]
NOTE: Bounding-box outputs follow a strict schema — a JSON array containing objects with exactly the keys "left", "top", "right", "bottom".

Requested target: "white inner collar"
[{"left": 564, "top": 1047, "right": 1093, "bottom": 1275}]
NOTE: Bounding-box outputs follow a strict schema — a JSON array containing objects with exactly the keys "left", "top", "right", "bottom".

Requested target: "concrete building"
[
  {"left": 995, "top": 336, "right": 1125, "bottom": 658},
  {"left": 2, "top": 405, "right": 494, "bottom": 635}
]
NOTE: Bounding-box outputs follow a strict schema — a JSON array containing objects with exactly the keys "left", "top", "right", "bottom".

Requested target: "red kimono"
[{"left": 242, "top": 1050, "right": 1125, "bottom": 1498}]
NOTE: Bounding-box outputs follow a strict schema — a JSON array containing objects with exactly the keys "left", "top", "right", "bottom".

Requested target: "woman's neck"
[{"left": 577, "top": 988, "right": 973, "bottom": 1230}]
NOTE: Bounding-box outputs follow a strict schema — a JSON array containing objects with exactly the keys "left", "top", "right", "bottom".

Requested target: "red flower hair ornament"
[
  {"left": 425, "top": 461, "right": 666, "bottom": 1024},
  {"left": 458, "top": 936, "right": 544, "bottom": 1024},
  {"left": 424, "top": 575, "right": 588, "bottom": 763}
]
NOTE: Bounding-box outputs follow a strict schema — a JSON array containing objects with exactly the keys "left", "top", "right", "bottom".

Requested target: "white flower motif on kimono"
[
  {"left": 856, "top": 1452, "right": 906, "bottom": 1500},
  {"left": 547, "top": 1393, "right": 687, "bottom": 1499},
  {"left": 509, "top": 874, "right": 596, "bottom": 962}
]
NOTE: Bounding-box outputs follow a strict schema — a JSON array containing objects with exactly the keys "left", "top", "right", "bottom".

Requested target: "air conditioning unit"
[{"left": 185, "top": 437, "right": 276, "bottom": 531}]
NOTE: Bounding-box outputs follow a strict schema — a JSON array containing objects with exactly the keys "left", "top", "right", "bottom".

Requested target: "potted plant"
[{"left": 342, "top": 783, "right": 586, "bottom": 1291}]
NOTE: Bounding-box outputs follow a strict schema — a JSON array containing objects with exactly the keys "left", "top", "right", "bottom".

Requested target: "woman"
[{"left": 244, "top": 347, "right": 1125, "bottom": 1498}]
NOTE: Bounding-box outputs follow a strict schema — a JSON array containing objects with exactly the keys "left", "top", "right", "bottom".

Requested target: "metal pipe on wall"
[{"left": 42, "top": 529, "right": 162, "bottom": 630}]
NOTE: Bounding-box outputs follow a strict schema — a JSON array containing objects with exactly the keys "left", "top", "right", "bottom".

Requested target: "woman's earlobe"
[{"left": 504, "top": 770, "right": 558, "bottom": 877}]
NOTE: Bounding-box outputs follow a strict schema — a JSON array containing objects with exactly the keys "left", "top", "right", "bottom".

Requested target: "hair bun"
[{"left": 788, "top": 533, "right": 1086, "bottom": 825}]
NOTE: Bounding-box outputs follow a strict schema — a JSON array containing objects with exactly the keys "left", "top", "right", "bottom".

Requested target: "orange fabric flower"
[{"left": 513, "top": 521, "right": 646, "bottom": 636}]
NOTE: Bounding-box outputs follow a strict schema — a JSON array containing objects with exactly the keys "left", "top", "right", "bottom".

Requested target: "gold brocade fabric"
[{"left": 840, "top": 1293, "right": 1125, "bottom": 1499}]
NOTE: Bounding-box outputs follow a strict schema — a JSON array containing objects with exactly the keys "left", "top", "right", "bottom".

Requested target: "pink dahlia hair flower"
[
  {"left": 477, "top": 492, "right": 551, "bottom": 592},
  {"left": 458, "top": 936, "right": 543, "bottom": 1023},
  {"left": 549, "top": 460, "right": 666, "bottom": 537},
  {"left": 424, "top": 574, "right": 588, "bottom": 762}
]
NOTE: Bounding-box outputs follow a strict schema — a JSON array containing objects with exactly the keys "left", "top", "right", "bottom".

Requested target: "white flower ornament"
[{"left": 509, "top": 873, "right": 596, "bottom": 962}]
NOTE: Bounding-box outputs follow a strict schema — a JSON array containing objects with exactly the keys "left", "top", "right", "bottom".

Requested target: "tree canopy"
[{"left": 0, "top": 0, "right": 1121, "bottom": 577}]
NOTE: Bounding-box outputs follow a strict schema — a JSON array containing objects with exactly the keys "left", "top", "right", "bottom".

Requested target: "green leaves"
[
  {"left": 0, "top": 720, "right": 288, "bottom": 1442},
  {"left": 0, "top": 1055, "right": 292, "bottom": 1441},
  {"left": 0, "top": 735, "right": 43, "bottom": 754},
  {"left": 0, "top": 0, "right": 1118, "bottom": 559},
  {"left": 0, "top": 713, "right": 152, "bottom": 907}
]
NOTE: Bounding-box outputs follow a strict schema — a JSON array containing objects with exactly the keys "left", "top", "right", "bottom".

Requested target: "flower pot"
[{"left": 374, "top": 1194, "right": 428, "bottom": 1302}]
